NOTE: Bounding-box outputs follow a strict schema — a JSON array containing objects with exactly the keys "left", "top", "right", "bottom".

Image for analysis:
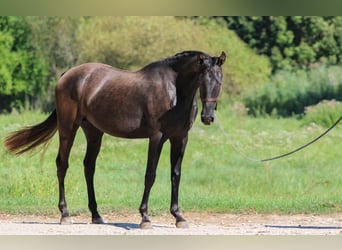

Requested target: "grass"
[{"left": 0, "top": 105, "right": 341, "bottom": 217}]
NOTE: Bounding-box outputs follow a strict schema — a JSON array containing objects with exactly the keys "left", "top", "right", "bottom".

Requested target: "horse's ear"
[
  {"left": 197, "top": 54, "right": 206, "bottom": 65},
  {"left": 217, "top": 51, "right": 226, "bottom": 66}
]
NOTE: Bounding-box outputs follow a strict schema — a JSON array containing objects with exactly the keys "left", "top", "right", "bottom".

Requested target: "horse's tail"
[{"left": 4, "top": 110, "right": 57, "bottom": 155}]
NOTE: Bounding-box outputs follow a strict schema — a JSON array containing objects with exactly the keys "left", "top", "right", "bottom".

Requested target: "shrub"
[
  {"left": 76, "top": 16, "right": 271, "bottom": 95},
  {"left": 243, "top": 65, "right": 342, "bottom": 117},
  {"left": 303, "top": 100, "right": 342, "bottom": 127}
]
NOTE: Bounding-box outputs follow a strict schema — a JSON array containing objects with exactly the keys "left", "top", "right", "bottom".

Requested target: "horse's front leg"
[
  {"left": 169, "top": 135, "right": 189, "bottom": 228},
  {"left": 139, "top": 133, "right": 166, "bottom": 229}
]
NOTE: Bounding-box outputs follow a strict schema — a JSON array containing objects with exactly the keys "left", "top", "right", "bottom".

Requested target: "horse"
[{"left": 4, "top": 50, "right": 226, "bottom": 229}]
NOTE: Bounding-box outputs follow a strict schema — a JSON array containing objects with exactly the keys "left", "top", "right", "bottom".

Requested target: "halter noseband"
[{"left": 201, "top": 97, "right": 218, "bottom": 103}]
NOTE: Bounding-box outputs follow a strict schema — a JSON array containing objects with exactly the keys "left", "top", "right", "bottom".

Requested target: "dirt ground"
[{"left": 1, "top": 212, "right": 342, "bottom": 235}]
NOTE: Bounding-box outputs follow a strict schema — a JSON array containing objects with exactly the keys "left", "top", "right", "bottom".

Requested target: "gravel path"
[{"left": 1, "top": 212, "right": 342, "bottom": 235}]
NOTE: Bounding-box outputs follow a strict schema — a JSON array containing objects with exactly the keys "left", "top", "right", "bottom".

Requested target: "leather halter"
[{"left": 201, "top": 97, "right": 218, "bottom": 103}]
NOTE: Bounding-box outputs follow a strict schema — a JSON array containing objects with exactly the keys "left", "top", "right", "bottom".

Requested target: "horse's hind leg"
[
  {"left": 56, "top": 123, "right": 79, "bottom": 224},
  {"left": 81, "top": 121, "right": 104, "bottom": 224}
]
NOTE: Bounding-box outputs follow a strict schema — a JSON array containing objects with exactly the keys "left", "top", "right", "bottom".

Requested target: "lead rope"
[{"left": 215, "top": 115, "right": 342, "bottom": 163}]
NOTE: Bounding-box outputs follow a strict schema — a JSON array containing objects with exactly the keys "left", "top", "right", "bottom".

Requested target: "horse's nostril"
[{"left": 201, "top": 116, "right": 214, "bottom": 125}]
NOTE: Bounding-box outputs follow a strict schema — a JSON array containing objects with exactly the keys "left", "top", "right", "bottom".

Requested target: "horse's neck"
[
  {"left": 175, "top": 70, "right": 199, "bottom": 103},
  {"left": 158, "top": 56, "right": 200, "bottom": 107}
]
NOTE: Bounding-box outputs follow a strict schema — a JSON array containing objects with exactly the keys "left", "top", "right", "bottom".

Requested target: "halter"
[
  {"left": 201, "top": 97, "right": 218, "bottom": 110},
  {"left": 201, "top": 97, "right": 218, "bottom": 103},
  {"left": 200, "top": 84, "right": 222, "bottom": 103}
]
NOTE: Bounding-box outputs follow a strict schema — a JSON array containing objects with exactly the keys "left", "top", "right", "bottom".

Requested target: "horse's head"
[{"left": 198, "top": 51, "right": 226, "bottom": 125}]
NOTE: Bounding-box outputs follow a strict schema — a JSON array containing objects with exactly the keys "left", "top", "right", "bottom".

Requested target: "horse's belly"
[
  {"left": 87, "top": 114, "right": 152, "bottom": 139},
  {"left": 103, "top": 123, "right": 151, "bottom": 139}
]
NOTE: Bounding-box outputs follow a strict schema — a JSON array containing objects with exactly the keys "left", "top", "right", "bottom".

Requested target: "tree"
[
  {"left": 0, "top": 16, "right": 48, "bottom": 112},
  {"left": 25, "top": 17, "right": 80, "bottom": 111},
  {"left": 223, "top": 16, "right": 342, "bottom": 72}
]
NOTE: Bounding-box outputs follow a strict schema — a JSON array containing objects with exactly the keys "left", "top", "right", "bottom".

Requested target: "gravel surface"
[{"left": 1, "top": 212, "right": 342, "bottom": 235}]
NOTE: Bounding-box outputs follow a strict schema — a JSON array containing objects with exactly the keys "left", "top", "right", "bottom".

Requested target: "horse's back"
[
  {"left": 55, "top": 63, "right": 135, "bottom": 105},
  {"left": 54, "top": 62, "right": 177, "bottom": 138},
  {"left": 57, "top": 63, "right": 124, "bottom": 90}
]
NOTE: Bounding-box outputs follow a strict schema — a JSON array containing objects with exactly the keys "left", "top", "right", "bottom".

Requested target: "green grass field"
[{"left": 0, "top": 106, "right": 341, "bottom": 217}]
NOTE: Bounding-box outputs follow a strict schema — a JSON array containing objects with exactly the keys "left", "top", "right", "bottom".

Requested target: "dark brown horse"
[{"left": 4, "top": 50, "right": 226, "bottom": 228}]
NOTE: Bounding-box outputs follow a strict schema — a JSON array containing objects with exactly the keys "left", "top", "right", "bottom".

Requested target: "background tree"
[
  {"left": 223, "top": 16, "right": 342, "bottom": 72},
  {"left": 25, "top": 16, "right": 81, "bottom": 111},
  {"left": 0, "top": 16, "right": 47, "bottom": 112}
]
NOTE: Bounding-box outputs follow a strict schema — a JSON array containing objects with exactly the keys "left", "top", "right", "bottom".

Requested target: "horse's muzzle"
[
  {"left": 201, "top": 101, "right": 216, "bottom": 125},
  {"left": 201, "top": 115, "right": 214, "bottom": 125}
]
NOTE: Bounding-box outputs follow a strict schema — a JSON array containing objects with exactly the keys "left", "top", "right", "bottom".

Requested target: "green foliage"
[
  {"left": 0, "top": 31, "right": 15, "bottom": 95},
  {"left": 0, "top": 16, "right": 48, "bottom": 112},
  {"left": 24, "top": 17, "right": 82, "bottom": 111},
  {"left": 303, "top": 100, "right": 342, "bottom": 127},
  {"left": 76, "top": 16, "right": 271, "bottom": 95},
  {"left": 243, "top": 65, "right": 342, "bottom": 117},
  {"left": 26, "top": 17, "right": 80, "bottom": 73},
  {"left": 224, "top": 16, "right": 342, "bottom": 72}
]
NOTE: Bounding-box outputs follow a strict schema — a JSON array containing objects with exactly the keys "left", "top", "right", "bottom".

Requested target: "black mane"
[{"left": 142, "top": 50, "right": 208, "bottom": 70}]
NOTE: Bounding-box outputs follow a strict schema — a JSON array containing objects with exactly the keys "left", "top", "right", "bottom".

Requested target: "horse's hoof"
[
  {"left": 176, "top": 220, "right": 189, "bottom": 228},
  {"left": 60, "top": 216, "right": 73, "bottom": 225},
  {"left": 92, "top": 217, "right": 104, "bottom": 224},
  {"left": 140, "top": 221, "right": 153, "bottom": 229}
]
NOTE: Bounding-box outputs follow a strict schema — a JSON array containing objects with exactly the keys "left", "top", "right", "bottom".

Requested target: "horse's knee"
[{"left": 144, "top": 173, "right": 156, "bottom": 188}]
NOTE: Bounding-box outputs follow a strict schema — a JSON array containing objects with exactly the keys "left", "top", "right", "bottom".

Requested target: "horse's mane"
[
  {"left": 142, "top": 51, "right": 207, "bottom": 70},
  {"left": 161, "top": 50, "right": 207, "bottom": 64}
]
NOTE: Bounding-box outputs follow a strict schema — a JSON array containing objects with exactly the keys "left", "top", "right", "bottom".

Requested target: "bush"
[
  {"left": 303, "top": 100, "right": 342, "bottom": 127},
  {"left": 76, "top": 16, "right": 271, "bottom": 95},
  {"left": 243, "top": 65, "right": 342, "bottom": 117}
]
